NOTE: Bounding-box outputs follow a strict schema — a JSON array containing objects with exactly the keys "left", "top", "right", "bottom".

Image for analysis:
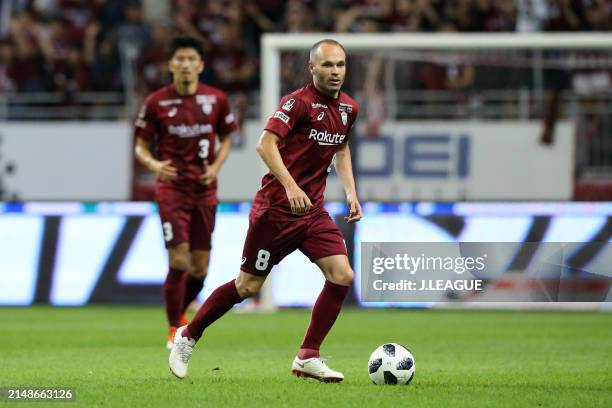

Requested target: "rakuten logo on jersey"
[
  {"left": 168, "top": 124, "right": 213, "bottom": 138},
  {"left": 308, "top": 129, "right": 346, "bottom": 146}
]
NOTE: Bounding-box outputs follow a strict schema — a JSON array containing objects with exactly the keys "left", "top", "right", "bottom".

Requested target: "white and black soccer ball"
[{"left": 368, "top": 343, "right": 415, "bottom": 385}]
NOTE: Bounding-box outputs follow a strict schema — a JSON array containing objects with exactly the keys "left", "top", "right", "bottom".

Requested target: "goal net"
[{"left": 263, "top": 33, "right": 612, "bottom": 198}]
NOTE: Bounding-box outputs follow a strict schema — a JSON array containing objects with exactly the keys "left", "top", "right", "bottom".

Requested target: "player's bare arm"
[
  {"left": 200, "top": 133, "right": 232, "bottom": 185},
  {"left": 335, "top": 142, "right": 362, "bottom": 223},
  {"left": 256, "top": 130, "right": 312, "bottom": 215},
  {"left": 134, "top": 137, "right": 178, "bottom": 182}
]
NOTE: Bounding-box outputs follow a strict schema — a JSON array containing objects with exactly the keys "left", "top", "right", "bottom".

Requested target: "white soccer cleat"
[
  {"left": 168, "top": 326, "right": 196, "bottom": 379},
  {"left": 291, "top": 356, "right": 344, "bottom": 382}
]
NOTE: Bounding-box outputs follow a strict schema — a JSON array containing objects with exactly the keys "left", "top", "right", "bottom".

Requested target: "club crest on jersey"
[
  {"left": 338, "top": 103, "right": 353, "bottom": 113},
  {"left": 282, "top": 98, "right": 295, "bottom": 111},
  {"left": 316, "top": 111, "right": 325, "bottom": 121},
  {"left": 341, "top": 111, "right": 348, "bottom": 125}
]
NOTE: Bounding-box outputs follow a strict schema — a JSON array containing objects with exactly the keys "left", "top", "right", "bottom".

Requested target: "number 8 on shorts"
[{"left": 255, "top": 249, "right": 270, "bottom": 271}]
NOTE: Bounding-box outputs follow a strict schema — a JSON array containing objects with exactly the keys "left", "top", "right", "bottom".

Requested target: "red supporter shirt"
[
  {"left": 134, "top": 83, "right": 237, "bottom": 204},
  {"left": 255, "top": 82, "right": 359, "bottom": 220}
]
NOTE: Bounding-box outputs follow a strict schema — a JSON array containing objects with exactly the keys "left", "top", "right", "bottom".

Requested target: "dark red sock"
[
  {"left": 163, "top": 268, "right": 185, "bottom": 327},
  {"left": 182, "top": 274, "right": 205, "bottom": 313},
  {"left": 299, "top": 280, "right": 349, "bottom": 359},
  {"left": 184, "top": 279, "right": 243, "bottom": 341}
]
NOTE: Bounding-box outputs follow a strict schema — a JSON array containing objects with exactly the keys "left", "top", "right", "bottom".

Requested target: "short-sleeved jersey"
[
  {"left": 134, "top": 83, "right": 237, "bottom": 203},
  {"left": 254, "top": 82, "right": 359, "bottom": 220}
]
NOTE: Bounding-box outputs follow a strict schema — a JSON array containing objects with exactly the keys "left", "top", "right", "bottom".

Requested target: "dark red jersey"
[
  {"left": 135, "top": 83, "right": 237, "bottom": 203},
  {"left": 255, "top": 82, "right": 359, "bottom": 220}
]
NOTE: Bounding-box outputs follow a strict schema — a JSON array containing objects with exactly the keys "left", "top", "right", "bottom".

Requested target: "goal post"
[{"left": 261, "top": 32, "right": 612, "bottom": 121}]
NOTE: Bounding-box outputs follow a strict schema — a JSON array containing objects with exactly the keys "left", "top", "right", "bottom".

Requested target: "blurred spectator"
[
  {"left": 408, "top": 0, "right": 443, "bottom": 32},
  {"left": 117, "top": 0, "right": 151, "bottom": 50},
  {"left": 51, "top": 45, "right": 90, "bottom": 96},
  {"left": 581, "top": 0, "right": 612, "bottom": 30},
  {"left": 1, "top": 1, "right": 22, "bottom": 37},
  {"left": 283, "top": 1, "right": 322, "bottom": 32},
  {"left": 207, "top": 16, "right": 258, "bottom": 147},
  {"left": 441, "top": 1, "right": 478, "bottom": 31},
  {"left": 0, "top": 39, "right": 17, "bottom": 92},
  {"left": 472, "top": 0, "right": 517, "bottom": 31},
  {"left": 8, "top": 9, "right": 50, "bottom": 91},
  {"left": 137, "top": 23, "right": 171, "bottom": 93},
  {"left": 514, "top": 0, "right": 548, "bottom": 32},
  {"left": 490, "top": 0, "right": 518, "bottom": 31},
  {"left": 173, "top": 0, "right": 210, "bottom": 49},
  {"left": 92, "top": 39, "right": 122, "bottom": 91},
  {"left": 208, "top": 19, "right": 257, "bottom": 92},
  {"left": 544, "top": 0, "right": 582, "bottom": 30},
  {"left": 244, "top": 1, "right": 278, "bottom": 33},
  {"left": 85, "top": 24, "right": 123, "bottom": 92},
  {"left": 244, "top": 0, "right": 287, "bottom": 37},
  {"left": 90, "top": 0, "right": 126, "bottom": 30},
  {"left": 46, "top": 15, "right": 80, "bottom": 54},
  {"left": 224, "top": 1, "right": 259, "bottom": 52},
  {"left": 55, "top": 0, "right": 94, "bottom": 39},
  {"left": 334, "top": 0, "right": 394, "bottom": 32}
]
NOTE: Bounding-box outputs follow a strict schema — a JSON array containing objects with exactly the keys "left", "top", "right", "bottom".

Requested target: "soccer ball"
[{"left": 368, "top": 343, "right": 415, "bottom": 385}]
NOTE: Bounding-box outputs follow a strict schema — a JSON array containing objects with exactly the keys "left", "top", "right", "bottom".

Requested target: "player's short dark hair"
[
  {"left": 169, "top": 36, "right": 205, "bottom": 60},
  {"left": 309, "top": 39, "right": 346, "bottom": 63}
]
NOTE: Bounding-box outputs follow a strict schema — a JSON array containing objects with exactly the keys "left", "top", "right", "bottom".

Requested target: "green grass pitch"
[{"left": 1, "top": 306, "right": 610, "bottom": 407}]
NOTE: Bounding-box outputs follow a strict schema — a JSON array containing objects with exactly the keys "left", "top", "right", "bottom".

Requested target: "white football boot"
[
  {"left": 169, "top": 326, "right": 196, "bottom": 379},
  {"left": 291, "top": 356, "right": 344, "bottom": 382}
]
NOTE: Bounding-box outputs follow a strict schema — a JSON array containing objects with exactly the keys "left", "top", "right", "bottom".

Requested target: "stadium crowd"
[{"left": 1, "top": 0, "right": 610, "bottom": 96}]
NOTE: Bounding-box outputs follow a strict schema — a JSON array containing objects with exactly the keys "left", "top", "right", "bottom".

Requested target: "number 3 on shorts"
[
  {"left": 255, "top": 249, "right": 270, "bottom": 271},
  {"left": 162, "top": 222, "right": 173, "bottom": 242}
]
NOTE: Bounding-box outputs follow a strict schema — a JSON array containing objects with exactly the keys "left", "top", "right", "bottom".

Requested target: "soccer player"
[
  {"left": 169, "top": 39, "right": 362, "bottom": 382},
  {"left": 134, "top": 36, "right": 237, "bottom": 348}
]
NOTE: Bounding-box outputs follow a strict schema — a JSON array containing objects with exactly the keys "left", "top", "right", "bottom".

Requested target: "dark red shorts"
[
  {"left": 156, "top": 186, "right": 216, "bottom": 250},
  {"left": 241, "top": 209, "right": 347, "bottom": 276}
]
